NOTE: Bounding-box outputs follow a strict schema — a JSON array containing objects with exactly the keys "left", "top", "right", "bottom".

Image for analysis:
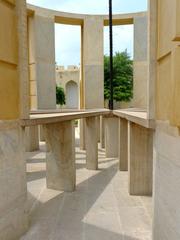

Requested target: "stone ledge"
[
  {"left": 21, "top": 109, "right": 111, "bottom": 127},
  {"left": 113, "top": 108, "right": 155, "bottom": 129}
]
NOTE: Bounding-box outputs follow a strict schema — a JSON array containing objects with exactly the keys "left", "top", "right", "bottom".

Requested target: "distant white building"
[{"left": 56, "top": 65, "right": 80, "bottom": 109}]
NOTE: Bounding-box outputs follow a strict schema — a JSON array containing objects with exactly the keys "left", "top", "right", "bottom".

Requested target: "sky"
[{"left": 27, "top": 0, "right": 147, "bottom": 67}]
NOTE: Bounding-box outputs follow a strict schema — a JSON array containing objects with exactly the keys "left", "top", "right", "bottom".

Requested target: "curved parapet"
[{"left": 27, "top": 3, "right": 147, "bottom": 25}]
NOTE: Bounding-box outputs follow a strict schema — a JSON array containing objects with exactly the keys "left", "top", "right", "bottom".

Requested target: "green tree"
[
  {"left": 104, "top": 50, "right": 133, "bottom": 102},
  {"left": 56, "top": 85, "right": 66, "bottom": 106}
]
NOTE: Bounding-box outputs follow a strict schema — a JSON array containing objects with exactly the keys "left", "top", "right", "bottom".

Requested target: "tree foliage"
[
  {"left": 56, "top": 85, "right": 66, "bottom": 106},
  {"left": 104, "top": 51, "right": 133, "bottom": 102}
]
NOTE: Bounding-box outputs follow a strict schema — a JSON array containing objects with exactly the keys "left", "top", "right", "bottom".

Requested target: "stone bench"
[
  {"left": 113, "top": 109, "right": 155, "bottom": 196},
  {"left": 21, "top": 109, "right": 110, "bottom": 192}
]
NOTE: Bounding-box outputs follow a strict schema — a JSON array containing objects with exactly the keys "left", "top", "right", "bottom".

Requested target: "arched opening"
[{"left": 66, "top": 80, "right": 79, "bottom": 109}]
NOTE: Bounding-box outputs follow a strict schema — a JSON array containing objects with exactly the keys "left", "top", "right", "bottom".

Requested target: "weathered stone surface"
[
  {"left": 85, "top": 117, "right": 98, "bottom": 170},
  {"left": 128, "top": 122, "right": 153, "bottom": 196},
  {"left": 153, "top": 122, "right": 180, "bottom": 240},
  {"left": 118, "top": 118, "right": 128, "bottom": 171},
  {"left": 0, "top": 123, "right": 28, "bottom": 239},
  {"left": 100, "top": 116, "right": 105, "bottom": 149},
  {"left": 25, "top": 126, "right": 39, "bottom": 152},
  {"left": 45, "top": 121, "right": 76, "bottom": 192},
  {"left": 105, "top": 117, "right": 118, "bottom": 158}
]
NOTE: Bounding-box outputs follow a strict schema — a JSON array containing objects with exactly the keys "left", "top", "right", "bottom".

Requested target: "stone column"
[
  {"left": 128, "top": 122, "right": 153, "bottom": 195},
  {"left": 25, "top": 126, "right": 39, "bottom": 152},
  {"left": 118, "top": 118, "right": 128, "bottom": 171},
  {"left": 80, "top": 119, "right": 86, "bottom": 150},
  {"left": 133, "top": 15, "right": 148, "bottom": 109},
  {"left": 44, "top": 121, "right": 76, "bottom": 192},
  {"left": 39, "top": 125, "right": 45, "bottom": 142},
  {"left": 82, "top": 16, "right": 104, "bottom": 109},
  {"left": 0, "top": 0, "right": 28, "bottom": 238},
  {"left": 27, "top": 14, "right": 56, "bottom": 150},
  {"left": 105, "top": 117, "right": 118, "bottom": 158},
  {"left": 85, "top": 117, "right": 98, "bottom": 170},
  {"left": 100, "top": 116, "right": 105, "bottom": 148},
  {"left": 97, "top": 116, "right": 100, "bottom": 142}
]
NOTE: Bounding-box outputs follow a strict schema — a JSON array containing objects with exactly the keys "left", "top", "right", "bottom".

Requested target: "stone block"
[
  {"left": 128, "top": 122, "right": 153, "bottom": 196},
  {"left": 105, "top": 117, "right": 118, "bottom": 158},
  {"left": 118, "top": 118, "right": 128, "bottom": 171},
  {"left": 45, "top": 121, "right": 76, "bottom": 192},
  {"left": 85, "top": 117, "right": 98, "bottom": 170}
]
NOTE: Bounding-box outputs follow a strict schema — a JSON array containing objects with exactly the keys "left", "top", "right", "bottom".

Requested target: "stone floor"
[{"left": 21, "top": 138, "right": 152, "bottom": 240}]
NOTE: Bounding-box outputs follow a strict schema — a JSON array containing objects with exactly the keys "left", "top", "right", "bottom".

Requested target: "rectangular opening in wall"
[
  {"left": 55, "top": 24, "right": 81, "bottom": 109},
  {"left": 104, "top": 24, "right": 134, "bottom": 109}
]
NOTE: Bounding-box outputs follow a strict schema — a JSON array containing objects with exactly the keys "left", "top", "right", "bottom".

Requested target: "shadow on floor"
[{"left": 23, "top": 144, "right": 151, "bottom": 240}]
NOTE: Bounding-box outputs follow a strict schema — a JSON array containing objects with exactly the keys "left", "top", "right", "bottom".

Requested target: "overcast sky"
[{"left": 27, "top": 0, "right": 147, "bottom": 67}]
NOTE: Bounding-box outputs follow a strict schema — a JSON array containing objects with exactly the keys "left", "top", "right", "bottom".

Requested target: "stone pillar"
[
  {"left": 97, "top": 116, "right": 100, "bottom": 142},
  {"left": 100, "top": 116, "right": 105, "bottom": 148},
  {"left": 133, "top": 15, "right": 148, "bottom": 109},
  {"left": 82, "top": 16, "right": 104, "bottom": 109},
  {"left": 118, "top": 118, "right": 128, "bottom": 171},
  {"left": 105, "top": 117, "right": 118, "bottom": 158},
  {"left": 128, "top": 122, "right": 153, "bottom": 195},
  {"left": 0, "top": 124, "right": 28, "bottom": 239},
  {"left": 25, "top": 126, "right": 39, "bottom": 152},
  {"left": 85, "top": 117, "right": 98, "bottom": 170},
  {"left": 153, "top": 123, "right": 180, "bottom": 239},
  {"left": 80, "top": 119, "right": 86, "bottom": 150},
  {"left": 0, "top": 0, "right": 28, "bottom": 238},
  {"left": 27, "top": 14, "right": 56, "bottom": 150},
  {"left": 44, "top": 121, "right": 76, "bottom": 192},
  {"left": 39, "top": 125, "right": 45, "bottom": 142}
]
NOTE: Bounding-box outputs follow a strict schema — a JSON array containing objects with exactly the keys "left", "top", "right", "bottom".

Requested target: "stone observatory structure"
[
  {"left": 0, "top": 0, "right": 180, "bottom": 240},
  {"left": 56, "top": 65, "right": 80, "bottom": 109}
]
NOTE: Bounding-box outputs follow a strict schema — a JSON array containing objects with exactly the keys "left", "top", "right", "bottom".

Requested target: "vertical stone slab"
[
  {"left": 28, "top": 14, "right": 56, "bottom": 110},
  {"left": 105, "top": 117, "right": 118, "bottom": 158},
  {"left": 153, "top": 123, "right": 180, "bottom": 240},
  {"left": 133, "top": 15, "right": 148, "bottom": 109},
  {"left": 118, "top": 118, "right": 128, "bottom": 171},
  {"left": 0, "top": 123, "right": 28, "bottom": 239},
  {"left": 25, "top": 126, "right": 39, "bottom": 152},
  {"left": 80, "top": 119, "right": 86, "bottom": 150},
  {"left": 100, "top": 116, "right": 105, "bottom": 148},
  {"left": 97, "top": 116, "right": 100, "bottom": 142},
  {"left": 85, "top": 117, "right": 98, "bottom": 170},
  {"left": 147, "top": 0, "right": 157, "bottom": 120},
  {"left": 0, "top": 0, "right": 28, "bottom": 238},
  {"left": 45, "top": 121, "right": 76, "bottom": 192},
  {"left": 27, "top": 14, "right": 56, "bottom": 150},
  {"left": 82, "top": 16, "right": 104, "bottom": 109},
  {"left": 128, "top": 122, "right": 153, "bottom": 195},
  {"left": 39, "top": 125, "right": 45, "bottom": 142}
]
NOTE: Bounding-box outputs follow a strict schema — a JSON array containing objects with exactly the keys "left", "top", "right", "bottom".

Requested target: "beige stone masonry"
[
  {"left": 118, "top": 118, "right": 128, "bottom": 171},
  {"left": 128, "top": 122, "right": 153, "bottom": 196},
  {"left": 105, "top": 117, "right": 118, "bottom": 158},
  {"left": 44, "top": 121, "right": 76, "bottom": 192},
  {"left": 85, "top": 117, "right": 98, "bottom": 170}
]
